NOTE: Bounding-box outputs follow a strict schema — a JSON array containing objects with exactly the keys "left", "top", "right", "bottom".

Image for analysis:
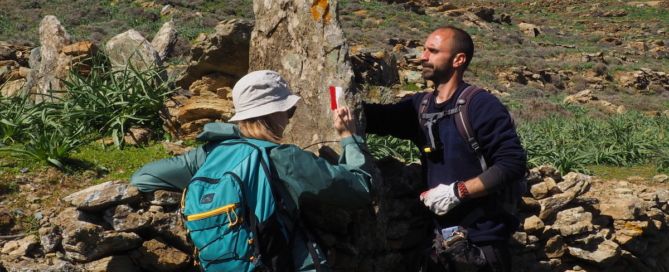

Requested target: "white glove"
[{"left": 420, "top": 183, "right": 461, "bottom": 215}]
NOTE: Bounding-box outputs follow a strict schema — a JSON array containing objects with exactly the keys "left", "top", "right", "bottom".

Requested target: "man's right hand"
[
  {"left": 333, "top": 107, "right": 356, "bottom": 138},
  {"left": 420, "top": 183, "right": 461, "bottom": 215}
]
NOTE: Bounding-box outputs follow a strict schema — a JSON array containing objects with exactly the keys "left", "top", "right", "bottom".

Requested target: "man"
[{"left": 364, "top": 26, "right": 527, "bottom": 271}]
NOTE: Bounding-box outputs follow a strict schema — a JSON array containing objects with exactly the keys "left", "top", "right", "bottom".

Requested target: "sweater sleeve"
[
  {"left": 469, "top": 92, "right": 527, "bottom": 191},
  {"left": 363, "top": 94, "right": 423, "bottom": 141},
  {"left": 269, "top": 135, "right": 373, "bottom": 210},
  {"left": 130, "top": 147, "right": 207, "bottom": 192}
]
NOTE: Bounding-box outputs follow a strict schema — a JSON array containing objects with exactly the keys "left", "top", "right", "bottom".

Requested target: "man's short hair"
[{"left": 436, "top": 26, "right": 474, "bottom": 70}]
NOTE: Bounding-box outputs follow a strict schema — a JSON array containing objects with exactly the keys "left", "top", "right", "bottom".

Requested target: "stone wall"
[{"left": 2, "top": 163, "right": 668, "bottom": 271}]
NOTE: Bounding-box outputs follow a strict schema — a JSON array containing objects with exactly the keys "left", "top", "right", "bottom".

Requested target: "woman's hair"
[{"left": 237, "top": 112, "right": 284, "bottom": 143}]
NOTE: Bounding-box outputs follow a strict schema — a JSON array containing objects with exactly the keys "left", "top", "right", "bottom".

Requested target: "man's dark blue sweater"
[{"left": 364, "top": 82, "right": 527, "bottom": 243}]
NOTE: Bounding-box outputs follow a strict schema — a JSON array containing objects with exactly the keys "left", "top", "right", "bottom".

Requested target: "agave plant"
[
  {"left": 62, "top": 57, "right": 173, "bottom": 148},
  {"left": 0, "top": 106, "right": 87, "bottom": 169},
  {"left": 0, "top": 91, "right": 41, "bottom": 145}
]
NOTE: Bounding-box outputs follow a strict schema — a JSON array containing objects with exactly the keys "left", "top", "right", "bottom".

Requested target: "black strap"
[
  {"left": 418, "top": 87, "right": 488, "bottom": 170},
  {"left": 263, "top": 145, "right": 324, "bottom": 272},
  {"left": 453, "top": 86, "right": 487, "bottom": 171}
]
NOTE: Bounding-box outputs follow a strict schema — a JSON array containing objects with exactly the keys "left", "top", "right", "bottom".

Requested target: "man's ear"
[{"left": 452, "top": 53, "right": 467, "bottom": 68}]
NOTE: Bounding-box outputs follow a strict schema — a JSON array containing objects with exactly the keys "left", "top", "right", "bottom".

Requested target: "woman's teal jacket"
[{"left": 130, "top": 122, "right": 373, "bottom": 271}]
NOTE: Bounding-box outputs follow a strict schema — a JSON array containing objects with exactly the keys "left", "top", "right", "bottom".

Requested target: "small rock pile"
[
  {"left": 563, "top": 89, "right": 626, "bottom": 114},
  {"left": 512, "top": 166, "right": 669, "bottom": 272},
  {"left": 0, "top": 41, "right": 31, "bottom": 97},
  {"left": 1, "top": 180, "right": 193, "bottom": 272},
  {"left": 616, "top": 68, "right": 669, "bottom": 94}
]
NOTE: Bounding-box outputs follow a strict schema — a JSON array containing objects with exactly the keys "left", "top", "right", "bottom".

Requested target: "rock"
[
  {"left": 62, "top": 180, "right": 142, "bottom": 212},
  {"left": 54, "top": 208, "right": 142, "bottom": 262},
  {"left": 3, "top": 258, "right": 82, "bottom": 272},
  {"left": 249, "top": 0, "right": 359, "bottom": 150},
  {"left": 614, "top": 221, "right": 649, "bottom": 255},
  {"left": 600, "top": 197, "right": 641, "bottom": 220},
  {"left": 177, "top": 19, "right": 253, "bottom": 90},
  {"left": 123, "top": 127, "right": 152, "bottom": 146},
  {"left": 539, "top": 191, "right": 577, "bottom": 220},
  {"left": 39, "top": 225, "right": 62, "bottom": 253},
  {"left": 24, "top": 15, "right": 71, "bottom": 103},
  {"left": 553, "top": 207, "right": 594, "bottom": 236},
  {"left": 518, "top": 22, "right": 541, "bottom": 37},
  {"left": 523, "top": 215, "right": 544, "bottom": 234},
  {"left": 568, "top": 240, "right": 621, "bottom": 267},
  {"left": 351, "top": 49, "right": 399, "bottom": 86},
  {"left": 151, "top": 20, "right": 177, "bottom": 61},
  {"left": 519, "top": 196, "right": 541, "bottom": 213},
  {"left": 85, "top": 255, "right": 141, "bottom": 272},
  {"left": 627, "top": 41, "right": 648, "bottom": 52},
  {"left": 188, "top": 73, "right": 236, "bottom": 97},
  {"left": 0, "top": 210, "right": 13, "bottom": 234},
  {"left": 150, "top": 210, "right": 191, "bottom": 251},
  {"left": 1, "top": 234, "right": 38, "bottom": 257},
  {"left": 558, "top": 172, "right": 591, "bottom": 195},
  {"left": 564, "top": 89, "right": 595, "bottom": 104},
  {"left": 545, "top": 235, "right": 566, "bottom": 258},
  {"left": 0, "top": 78, "right": 25, "bottom": 97},
  {"left": 130, "top": 239, "right": 191, "bottom": 272},
  {"left": 467, "top": 6, "right": 495, "bottom": 22},
  {"left": 106, "top": 29, "right": 162, "bottom": 72},
  {"left": 147, "top": 190, "right": 182, "bottom": 206},
  {"left": 163, "top": 85, "right": 235, "bottom": 139},
  {"left": 0, "top": 41, "right": 32, "bottom": 65},
  {"left": 104, "top": 204, "right": 152, "bottom": 232},
  {"left": 161, "top": 141, "right": 194, "bottom": 155},
  {"left": 399, "top": 70, "right": 424, "bottom": 85},
  {"left": 65, "top": 230, "right": 143, "bottom": 262},
  {"left": 60, "top": 41, "right": 98, "bottom": 76},
  {"left": 530, "top": 178, "right": 560, "bottom": 199},
  {"left": 653, "top": 174, "right": 668, "bottom": 183}
]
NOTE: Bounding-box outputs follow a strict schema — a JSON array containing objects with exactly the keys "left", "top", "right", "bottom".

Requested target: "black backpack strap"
[
  {"left": 263, "top": 145, "right": 324, "bottom": 272},
  {"left": 418, "top": 91, "right": 433, "bottom": 129},
  {"left": 454, "top": 86, "right": 487, "bottom": 171},
  {"left": 418, "top": 92, "right": 459, "bottom": 152}
]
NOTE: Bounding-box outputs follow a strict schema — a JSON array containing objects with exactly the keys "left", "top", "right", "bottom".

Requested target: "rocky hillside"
[{"left": 0, "top": 0, "right": 668, "bottom": 271}]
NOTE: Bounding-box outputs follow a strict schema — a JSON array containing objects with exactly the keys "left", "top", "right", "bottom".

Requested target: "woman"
[{"left": 131, "top": 70, "right": 373, "bottom": 271}]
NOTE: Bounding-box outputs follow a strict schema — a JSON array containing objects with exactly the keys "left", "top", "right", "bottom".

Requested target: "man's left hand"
[{"left": 420, "top": 183, "right": 461, "bottom": 215}]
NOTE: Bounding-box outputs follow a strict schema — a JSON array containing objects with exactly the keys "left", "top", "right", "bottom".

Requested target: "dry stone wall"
[{"left": 2, "top": 163, "right": 668, "bottom": 272}]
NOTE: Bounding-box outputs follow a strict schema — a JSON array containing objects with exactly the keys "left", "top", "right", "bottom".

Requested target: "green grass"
[
  {"left": 588, "top": 164, "right": 661, "bottom": 181},
  {"left": 69, "top": 142, "right": 170, "bottom": 182},
  {"left": 518, "top": 105, "right": 669, "bottom": 174}
]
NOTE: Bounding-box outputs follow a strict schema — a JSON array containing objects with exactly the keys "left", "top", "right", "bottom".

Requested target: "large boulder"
[
  {"left": 249, "top": 0, "right": 359, "bottom": 150},
  {"left": 106, "top": 29, "right": 162, "bottom": 72},
  {"left": 23, "top": 15, "right": 71, "bottom": 103},
  {"left": 151, "top": 21, "right": 177, "bottom": 62},
  {"left": 176, "top": 19, "right": 253, "bottom": 90},
  {"left": 54, "top": 208, "right": 143, "bottom": 262},
  {"left": 62, "top": 180, "right": 142, "bottom": 212},
  {"left": 164, "top": 19, "right": 251, "bottom": 140},
  {"left": 163, "top": 76, "right": 235, "bottom": 139}
]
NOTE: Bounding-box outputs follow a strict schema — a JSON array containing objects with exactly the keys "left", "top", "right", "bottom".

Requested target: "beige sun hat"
[{"left": 228, "top": 70, "right": 301, "bottom": 122}]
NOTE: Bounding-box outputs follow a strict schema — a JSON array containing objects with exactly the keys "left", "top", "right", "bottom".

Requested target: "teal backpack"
[{"left": 180, "top": 138, "right": 294, "bottom": 271}]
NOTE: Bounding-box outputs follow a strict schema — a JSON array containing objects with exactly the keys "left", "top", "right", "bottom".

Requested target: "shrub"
[
  {"left": 518, "top": 105, "right": 669, "bottom": 174},
  {"left": 367, "top": 134, "right": 419, "bottom": 163},
  {"left": 62, "top": 58, "right": 174, "bottom": 148},
  {"left": 0, "top": 91, "right": 40, "bottom": 145},
  {"left": 0, "top": 106, "right": 87, "bottom": 169}
]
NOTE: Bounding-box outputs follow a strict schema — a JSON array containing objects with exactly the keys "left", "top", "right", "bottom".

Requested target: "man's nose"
[{"left": 420, "top": 50, "right": 429, "bottom": 61}]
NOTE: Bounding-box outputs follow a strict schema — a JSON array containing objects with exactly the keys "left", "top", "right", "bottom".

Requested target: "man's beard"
[{"left": 421, "top": 62, "right": 455, "bottom": 84}]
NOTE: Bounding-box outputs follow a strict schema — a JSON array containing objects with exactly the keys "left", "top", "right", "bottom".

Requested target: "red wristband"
[{"left": 456, "top": 182, "right": 469, "bottom": 199}]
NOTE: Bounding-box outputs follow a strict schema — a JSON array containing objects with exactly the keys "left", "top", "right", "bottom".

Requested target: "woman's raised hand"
[{"left": 333, "top": 107, "right": 356, "bottom": 139}]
